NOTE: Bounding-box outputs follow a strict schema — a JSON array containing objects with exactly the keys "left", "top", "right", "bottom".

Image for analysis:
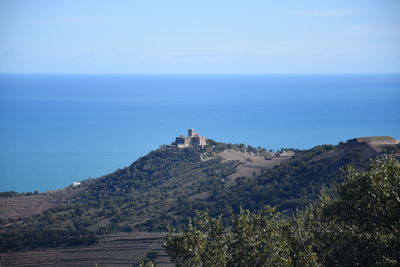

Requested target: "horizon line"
[{"left": 1, "top": 72, "right": 400, "bottom": 76}]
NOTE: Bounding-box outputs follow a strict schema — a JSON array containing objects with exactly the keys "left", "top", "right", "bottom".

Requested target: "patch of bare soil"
[
  {"left": 218, "top": 150, "right": 293, "bottom": 181},
  {"left": 0, "top": 232, "right": 173, "bottom": 267},
  {"left": 0, "top": 186, "right": 85, "bottom": 219}
]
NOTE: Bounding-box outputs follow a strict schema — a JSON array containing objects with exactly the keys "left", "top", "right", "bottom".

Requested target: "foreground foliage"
[{"left": 165, "top": 157, "right": 400, "bottom": 266}]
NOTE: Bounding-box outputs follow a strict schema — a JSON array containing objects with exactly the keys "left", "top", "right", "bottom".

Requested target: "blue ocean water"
[{"left": 0, "top": 74, "right": 399, "bottom": 192}]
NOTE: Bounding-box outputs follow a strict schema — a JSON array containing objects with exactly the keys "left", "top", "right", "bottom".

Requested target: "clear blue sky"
[{"left": 1, "top": 0, "right": 399, "bottom": 74}]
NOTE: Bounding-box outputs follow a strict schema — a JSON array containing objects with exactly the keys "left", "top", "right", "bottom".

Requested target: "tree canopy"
[{"left": 165, "top": 157, "right": 400, "bottom": 266}]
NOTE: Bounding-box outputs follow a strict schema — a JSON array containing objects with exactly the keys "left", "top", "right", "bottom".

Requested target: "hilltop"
[{"left": 1, "top": 135, "right": 400, "bottom": 253}]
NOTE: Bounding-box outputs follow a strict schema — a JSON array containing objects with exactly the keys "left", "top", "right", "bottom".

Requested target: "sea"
[{"left": 0, "top": 74, "right": 399, "bottom": 192}]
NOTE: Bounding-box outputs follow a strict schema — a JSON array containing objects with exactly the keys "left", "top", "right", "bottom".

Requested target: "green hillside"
[
  {"left": 166, "top": 157, "right": 400, "bottom": 266},
  {"left": 1, "top": 139, "right": 399, "bottom": 252}
]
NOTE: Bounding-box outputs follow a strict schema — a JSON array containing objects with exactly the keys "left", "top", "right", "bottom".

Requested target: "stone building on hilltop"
[
  {"left": 174, "top": 129, "right": 207, "bottom": 148},
  {"left": 347, "top": 136, "right": 399, "bottom": 145}
]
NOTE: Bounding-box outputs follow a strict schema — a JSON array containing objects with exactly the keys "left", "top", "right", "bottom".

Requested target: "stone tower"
[{"left": 174, "top": 129, "right": 207, "bottom": 148}]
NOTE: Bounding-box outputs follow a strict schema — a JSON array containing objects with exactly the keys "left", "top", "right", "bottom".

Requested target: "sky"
[{"left": 0, "top": 0, "right": 399, "bottom": 74}]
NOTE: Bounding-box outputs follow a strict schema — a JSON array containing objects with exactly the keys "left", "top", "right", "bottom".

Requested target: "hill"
[
  {"left": 165, "top": 157, "right": 400, "bottom": 266},
  {"left": 0, "top": 186, "right": 85, "bottom": 219},
  {"left": 1, "top": 138, "right": 399, "bottom": 252}
]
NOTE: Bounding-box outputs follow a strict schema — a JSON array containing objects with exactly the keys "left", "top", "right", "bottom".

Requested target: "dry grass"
[{"left": 218, "top": 150, "right": 292, "bottom": 181}]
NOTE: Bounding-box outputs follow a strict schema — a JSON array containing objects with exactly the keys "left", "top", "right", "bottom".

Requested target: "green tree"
[
  {"left": 302, "top": 157, "right": 400, "bottom": 266},
  {"left": 165, "top": 212, "right": 225, "bottom": 266},
  {"left": 165, "top": 157, "right": 400, "bottom": 267},
  {"left": 165, "top": 207, "right": 294, "bottom": 266},
  {"left": 228, "top": 207, "right": 293, "bottom": 267}
]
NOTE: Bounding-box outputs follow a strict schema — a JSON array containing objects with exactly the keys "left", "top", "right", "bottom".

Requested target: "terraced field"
[
  {"left": 0, "top": 186, "right": 84, "bottom": 219},
  {"left": 0, "top": 232, "right": 173, "bottom": 267}
]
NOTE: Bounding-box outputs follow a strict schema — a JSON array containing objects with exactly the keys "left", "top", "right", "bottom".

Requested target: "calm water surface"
[{"left": 0, "top": 74, "right": 399, "bottom": 192}]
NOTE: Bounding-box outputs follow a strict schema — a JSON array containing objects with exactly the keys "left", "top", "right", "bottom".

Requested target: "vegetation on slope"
[
  {"left": 166, "top": 157, "right": 400, "bottom": 266},
  {"left": 0, "top": 146, "right": 238, "bottom": 251},
  {"left": 208, "top": 141, "right": 379, "bottom": 215},
  {"left": 0, "top": 140, "right": 399, "bottom": 252}
]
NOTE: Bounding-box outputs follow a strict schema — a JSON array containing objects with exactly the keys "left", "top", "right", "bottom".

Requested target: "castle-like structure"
[
  {"left": 347, "top": 136, "right": 399, "bottom": 145},
  {"left": 174, "top": 129, "right": 207, "bottom": 148}
]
